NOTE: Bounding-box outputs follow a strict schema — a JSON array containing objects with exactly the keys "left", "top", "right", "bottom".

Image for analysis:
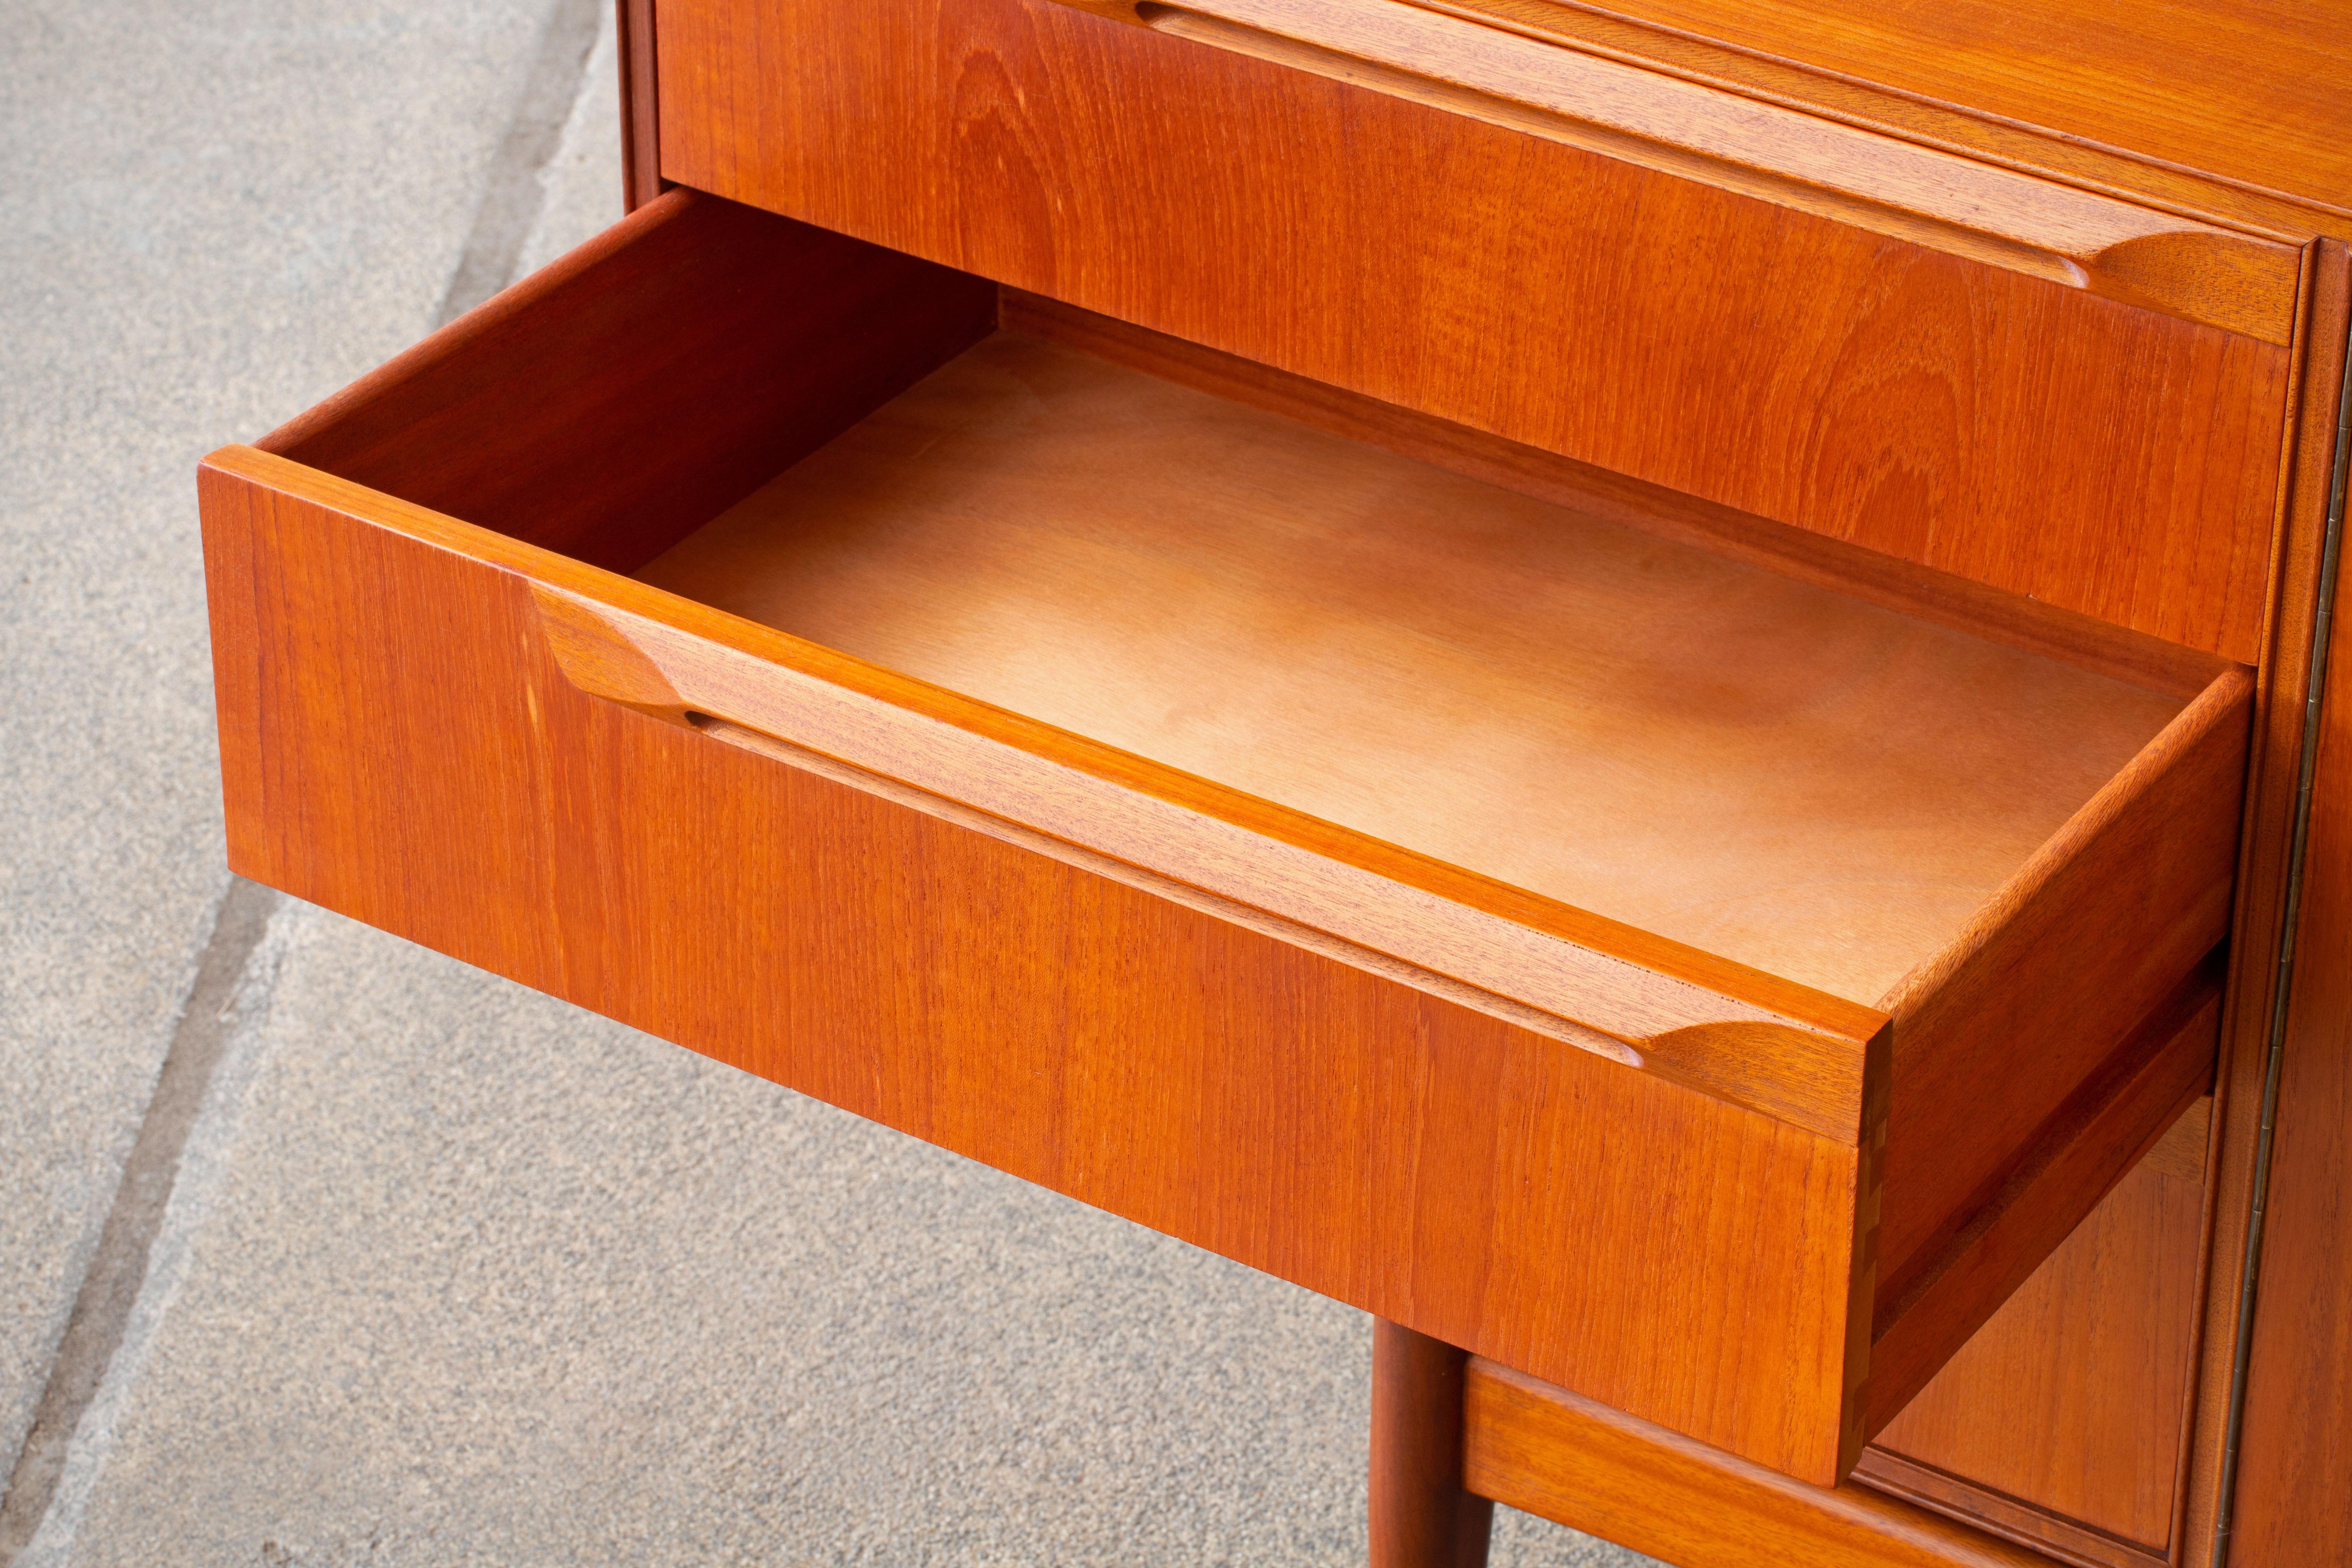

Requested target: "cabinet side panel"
[
  {"left": 2229, "top": 457, "right": 2352, "bottom": 1559},
  {"left": 200, "top": 462, "right": 1869, "bottom": 1484},
  {"left": 2180, "top": 240, "right": 2352, "bottom": 1566},
  {"left": 655, "top": 0, "right": 2290, "bottom": 660}
]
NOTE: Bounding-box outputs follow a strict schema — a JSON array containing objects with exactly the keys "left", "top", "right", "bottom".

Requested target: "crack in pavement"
[
  {"left": 0, "top": 0, "right": 609, "bottom": 1552},
  {"left": 0, "top": 879, "right": 281, "bottom": 1563},
  {"left": 438, "top": 0, "right": 607, "bottom": 328}
]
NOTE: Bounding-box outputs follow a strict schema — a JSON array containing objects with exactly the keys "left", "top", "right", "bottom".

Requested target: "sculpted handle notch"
[{"left": 530, "top": 580, "right": 1888, "bottom": 1143}]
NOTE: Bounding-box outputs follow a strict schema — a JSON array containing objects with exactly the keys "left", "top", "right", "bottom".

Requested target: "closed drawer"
[
  {"left": 654, "top": 0, "right": 2300, "bottom": 663},
  {"left": 201, "top": 191, "right": 2245, "bottom": 1485}
]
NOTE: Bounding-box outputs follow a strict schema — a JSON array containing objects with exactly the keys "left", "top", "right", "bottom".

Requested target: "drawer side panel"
[{"left": 1874, "top": 669, "right": 2249, "bottom": 1298}]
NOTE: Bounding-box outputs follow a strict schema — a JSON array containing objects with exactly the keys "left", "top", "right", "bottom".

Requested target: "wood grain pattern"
[
  {"left": 1050, "top": 0, "right": 2299, "bottom": 341},
  {"left": 205, "top": 181, "right": 2266, "bottom": 1483},
  {"left": 610, "top": 312, "right": 2245, "bottom": 1444},
  {"left": 597, "top": 9, "right": 2343, "bottom": 1561},
  {"left": 1867, "top": 966, "right": 2222, "bottom": 1440},
  {"left": 1370, "top": 1321, "right": 1493, "bottom": 1568},
  {"left": 257, "top": 187, "right": 996, "bottom": 574},
  {"left": 637, "top": 330, "right": 2186, "bottom": 1014},
  {"left": 1859, "top": 1453, "right": 2163, "bottom": 1568},
  {"left": 1870, "top": 674, "right": 2247, "bottom": 1321},
  {"left": 2225, "top": 321, "right": 2352, "bottom": 1563},
  {"left": 1350, "top": 0, "right": 2334, "bottom": 246},
  {"left": 617, "top": 0, "right": 662, "bottom": 209},
  {"left": 1864, "top": 1100, "right": 2215, "bottom": 1560},
  {"left": 533, "top": 575, "right": 1892, "bottom": 1138},
  {"left": 1464, "top": 1359, "right": 2057, "bottom": 1568},
  {"left": 1524, "top": 0, "right": 2352, "bottom": 226},
  {"left": 2178, "top": 240, "right": 2352, "bottom": 1568},
  {"left": 234, "top": 218, "right": 1903, "bottom": 1139},
  {"left": 654, "top": 0, "right": 2294, "bottom": 660},
  {"left": 1001, "top": 289, "right": 2234, "bottom": 703},
  {"left": 198, "top": 451, "right": 1874, "bottom": 1483}
]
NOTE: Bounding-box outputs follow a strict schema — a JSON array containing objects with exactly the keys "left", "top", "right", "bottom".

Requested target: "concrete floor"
[{"left": 0, "top": 2, "right": 1656, "bottom": 1560}]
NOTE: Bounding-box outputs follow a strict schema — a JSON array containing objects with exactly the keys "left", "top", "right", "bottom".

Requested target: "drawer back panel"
[{"left": 655, "top": 0, "right": 2292, "bottom": 662}]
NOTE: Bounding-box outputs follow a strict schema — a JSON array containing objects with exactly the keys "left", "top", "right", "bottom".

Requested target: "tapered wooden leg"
[{"left": 1370, "top": 1318, "right": 1495, "bottom": 1568}]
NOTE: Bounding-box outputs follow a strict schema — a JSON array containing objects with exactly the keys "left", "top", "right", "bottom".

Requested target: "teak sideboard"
[{"left": 197, "top": 1, "right": 2352, "bottom": 1563}]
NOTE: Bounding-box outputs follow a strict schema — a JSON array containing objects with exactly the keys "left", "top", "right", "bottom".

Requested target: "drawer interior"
[{"left": 637, "top": 326, "right": 2182, "bottom": 1009}]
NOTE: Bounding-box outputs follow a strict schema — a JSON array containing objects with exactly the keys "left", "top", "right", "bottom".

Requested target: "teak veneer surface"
[
  {"left": 1464, "top": 1359, "right": 2055, "bottom": 1568},
  {"left": 1048, "top": 0, "right": 2300, "bottom": 345},
  {"left": 654, "top": 0, "right": 2292, "bottom": 664},
  {"left": 1862, "top": 961, "right": 2224, "bottom": 1442},
  {"left": 1867, "top": 1099, "right": 2214, "bottom": 1558},
  {"left": 2164, "top": 240, "right": 2352, "bottom": 1568},
  {"left": 201, "top": 450, "right": 1873, "bottom": 1483},
  {"left": 999, "top": 289, "right": 2235, "bottom": 705},
  {"left": 640, "top": 330, "right": 2184, "bottom": 1008},
  {"left": 257, "top": 191, "right": 996, "bottom": 574},
  {"left": 1283, "top": 2, "right": 2337, "bottom": 251},
  {"left": 1470, "top": 1105, "right": 2220, "bottom": 1568},
  {"left": 181, "top": 0, "right": 2352, "bottom": 1528},
  {"left": 2231, "top": 427, "right": 2352, "bottom": 1567},
  {"left": 1532, "top": 0, "right": 2352, "bottom": 221}
]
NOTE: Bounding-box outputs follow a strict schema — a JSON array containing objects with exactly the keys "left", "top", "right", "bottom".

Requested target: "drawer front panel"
[
  {"left": 201, "top": 452, "right": 1871, "bottom": 1483},
  {"left": 656, "top": 0, "right": 2292, "bottom": 661}
]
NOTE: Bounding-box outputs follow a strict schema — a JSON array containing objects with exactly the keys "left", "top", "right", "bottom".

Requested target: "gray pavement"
[
  {"left": 1, "top": 0, "right": 565, "bottom": 1503},
  {"left": 0, "top": 2, "right": 1652, "bottom": 1560}
]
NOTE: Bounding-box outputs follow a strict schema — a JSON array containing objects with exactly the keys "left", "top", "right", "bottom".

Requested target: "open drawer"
[{"left": 199, "top": 190, "right": 2248, "bottom": 1485}]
